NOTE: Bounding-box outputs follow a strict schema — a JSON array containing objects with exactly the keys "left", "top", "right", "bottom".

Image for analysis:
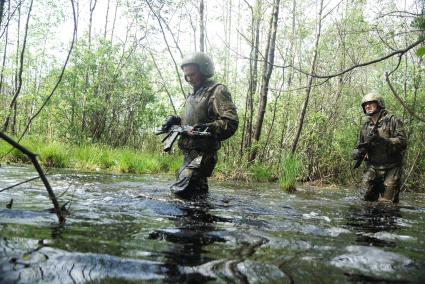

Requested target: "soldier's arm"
[
  {"left": 208, "top": 85, "right": 239, "bottom": 141},
  {"left": 386, "top": 117, "right": 407, "bottom": 151}
]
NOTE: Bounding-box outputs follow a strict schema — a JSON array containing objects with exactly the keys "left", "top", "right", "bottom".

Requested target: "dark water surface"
[{"left": 1, "top": 165, "right": 425, "bottom": 283}]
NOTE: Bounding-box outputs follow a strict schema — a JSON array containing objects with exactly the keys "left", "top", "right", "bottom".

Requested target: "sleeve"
[
  {"left": 386, "top": 117, "right": 407, "bottom": 152},
  {"left": 207, "top": 85, "right": 239, "bottom": 141}
]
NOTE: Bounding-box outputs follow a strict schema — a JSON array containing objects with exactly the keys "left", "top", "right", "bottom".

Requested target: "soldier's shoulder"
[
  {"left": 361, "top": 116, "right": 370, "bottom": 124},
  {"left": 207, "top": 81, "right": 228, "bottom": 92},
  {"left": 384, "top": 112, "right": 403, "bottom": 123}
]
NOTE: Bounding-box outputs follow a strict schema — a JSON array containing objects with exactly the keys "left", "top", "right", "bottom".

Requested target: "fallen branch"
[
  {"left": 0, "top": 131, "right": 65, "bottom": 224},
  {"left": 0, "top": 176, "right": 40, "bottom": 193}
]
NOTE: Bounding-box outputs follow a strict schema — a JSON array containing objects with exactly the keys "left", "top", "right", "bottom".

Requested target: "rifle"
[
  {"left": 353, "top": 110, "right": 383, "bottom": 169},
  {"left": 155, "top": 125, "right": 211, "bottom": 152}
]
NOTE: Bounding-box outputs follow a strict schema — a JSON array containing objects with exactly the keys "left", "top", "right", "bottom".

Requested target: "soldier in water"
[
  {"left": 352, "top": 93, "right": 407, "bottom": 203},
  {"left": 161, "top": 52, "right": 238, "bottom": 199}
]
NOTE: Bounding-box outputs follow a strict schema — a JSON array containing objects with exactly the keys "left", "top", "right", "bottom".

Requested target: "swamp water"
[{"left": 0, "top": 165, "right": 425, "bottom": 283}]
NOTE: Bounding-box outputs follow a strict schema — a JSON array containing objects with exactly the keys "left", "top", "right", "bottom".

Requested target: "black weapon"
[
  {"left": 155, "top": 125, "right": 211, "bottom": 152},
  {"left": 353, "top": 111, "right": 383, "bottom": 169}
]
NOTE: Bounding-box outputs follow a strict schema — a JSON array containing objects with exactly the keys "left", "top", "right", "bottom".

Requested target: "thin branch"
[
  {"left": 378, "top": 11, "right": 422, "bottom": 18},
  {"left": 385, "top": 72, "right": 425, "bottom": 123},
  {"left": 149, "top": 50, "right": 177, "bottom": 115},
  {"left": 290, "top": 37, "right": 425, "bottom": 79},
  {"left": 145, "top": 0, "right": 186, "bottom": 99},
  {"left": 0, "top": 0, "right": 24, "bottom": 39},
  {"left": 0, "top": 176, "right": 40, "bottom": 193}
]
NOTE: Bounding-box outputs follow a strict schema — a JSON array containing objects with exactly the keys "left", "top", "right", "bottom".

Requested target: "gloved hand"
[
  {"left": 352, "top": 148, "right": 365, "bottom": 160},
  {"left": 162, "top": 115, "right": 181, "bottom": 130},
  {"left": 364, "top": 131, "right": 379, "bottom": 144},
  {"left": 193, "top": 123, "right": 210, "bottom": 132}
]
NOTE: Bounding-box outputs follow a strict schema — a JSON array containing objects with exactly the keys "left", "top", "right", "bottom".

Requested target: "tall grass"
[
  {"left": 250, "top": 164, "right": 274, "bottom": 182},
  {"left": 279, "top": 153, "right": 301, "bottom": 192},
  {"left": 0, "top": 137, "right": 181, "bottom": 175}
]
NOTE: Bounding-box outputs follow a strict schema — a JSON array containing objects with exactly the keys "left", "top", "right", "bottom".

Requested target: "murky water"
[{"left": 0, "top": 165, "right": 424, "bottom": 283}]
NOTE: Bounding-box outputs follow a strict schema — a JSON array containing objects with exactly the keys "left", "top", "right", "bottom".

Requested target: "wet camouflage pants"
[
  {"left": 170, "top": 150, "right": 217, "bottom": 198},
  {"left": 362, "top": 166, "right": 402, "bottom": 203}
]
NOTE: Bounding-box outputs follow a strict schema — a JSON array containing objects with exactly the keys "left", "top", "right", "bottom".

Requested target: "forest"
[{"left": 0, "top": 0, "right": 424, "bottom": 191}]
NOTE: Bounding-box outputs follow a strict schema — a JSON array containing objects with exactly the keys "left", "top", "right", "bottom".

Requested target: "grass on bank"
[
  {"left": 0, "top": 138, "right": 181, "bottom": 175},
  {"left": 0, "top": 137, "right": 299, "bottom": 187}
]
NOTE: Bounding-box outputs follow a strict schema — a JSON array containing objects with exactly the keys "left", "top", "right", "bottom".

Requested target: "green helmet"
[
  {"left": 361, "top": 92, "right": 385, "bottom": 113},
  {"left": 181, "top": 52, "right": 215, "bottom": 78}
]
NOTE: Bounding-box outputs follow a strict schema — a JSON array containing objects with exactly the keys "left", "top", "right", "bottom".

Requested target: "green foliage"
[
  {"left": 416, "top": 47, "right": 425, "bottom": 57},
  {"left": 279, "top": 154, "right": 300, "bottom": 192},
  {"left": 250, "top": 165, "right": 274, "bottom": 182},
  {"left": 38, "top": 142, "right": 70, "bottom": 168}
]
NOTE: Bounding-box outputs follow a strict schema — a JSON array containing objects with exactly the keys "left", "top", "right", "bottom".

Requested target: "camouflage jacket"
[
  {"left": 357, "top": 110, "right": 407, "bottom": 169},
  {"left": 178, "top": 80, "right": 238, "bottom": 151}
]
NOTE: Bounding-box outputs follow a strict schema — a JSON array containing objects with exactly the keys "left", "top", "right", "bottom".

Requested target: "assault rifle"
[
  {"left": 155, "top": 125, "right": 211, "bottom": 152},
  {"left": 353, "top": 111, "right": 383, "bottom": 169}
]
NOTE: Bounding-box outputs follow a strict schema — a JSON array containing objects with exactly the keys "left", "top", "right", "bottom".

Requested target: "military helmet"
[
  {"left": 181, "top": 52, "right": 215, "bottom": 78},
  {"left": 361, "top": 92, "right": 385, "bottom": 113}
]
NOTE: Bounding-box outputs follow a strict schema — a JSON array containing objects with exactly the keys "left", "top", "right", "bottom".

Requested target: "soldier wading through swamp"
[
  {"left": 158, "top": 52, "right": 238, "bottom": 199},
  {"left": 352, "top": 93, "right": 407, "bottom": 203}
]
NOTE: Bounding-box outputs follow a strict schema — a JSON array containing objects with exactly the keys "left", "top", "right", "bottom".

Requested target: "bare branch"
[
  {"left": 385, "top": 72, "right": 425, "bottom": 123},
  {"left": 289, "top": 37, "right": 425, "bottom": 79},
  {"left": 0, "top": 176, "right": 40, "bottom": 193},
  {"left": 145, "top": 0, "right": 186, "bottom": 99}
]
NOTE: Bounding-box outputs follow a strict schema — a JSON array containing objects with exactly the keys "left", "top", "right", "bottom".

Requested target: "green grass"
[
  {"left": 38, "top": 142, "right": 70, "bottom": 168},
  {"left": 0, "top": 137, "right": 181, "bottom": 175},
  {"left": 279, "top": 154, "right": 300, "bottom": 192},
  {"left": 250, "top": 165, "right": 274, "bottom": 182}
]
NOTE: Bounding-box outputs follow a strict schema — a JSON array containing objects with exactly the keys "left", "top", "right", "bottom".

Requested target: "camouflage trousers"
[
  {"left": 362, "top": 166, "right": 402, "bottom": 203},
  {"left": 170, "top": 150, "right": 217, "bottom": 199}
]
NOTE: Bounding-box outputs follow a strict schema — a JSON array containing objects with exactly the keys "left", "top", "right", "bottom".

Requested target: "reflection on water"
[
  {"left": 346, "top": 203, "right": 402, "bottom": 247},
  {"left": 148, "top": 201, "right": 228, "bottom": 282},
  {"left": 1, "top": 166, "right": 425, "bottom": 283}
]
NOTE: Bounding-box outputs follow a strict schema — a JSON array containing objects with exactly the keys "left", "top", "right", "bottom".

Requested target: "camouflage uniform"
[
  {"left": 171, "top": 80, "right": 238, "bottom": 198},
  {"left": 356, "top": 110, "right": 407, "bottom": 202}
]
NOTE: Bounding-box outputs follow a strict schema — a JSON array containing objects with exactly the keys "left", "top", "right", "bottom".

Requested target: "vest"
[{"left": 178, "top": 82, "right": 222, "bottom": 152}]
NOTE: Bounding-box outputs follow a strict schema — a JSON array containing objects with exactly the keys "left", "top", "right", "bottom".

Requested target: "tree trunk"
[
  {"left": 279, "top": 0, "right": 296, "bottom": 151},
  {"left": 240, "top": 0, "right": 261, "bottom": 158},
  {"left": 0, "top": 0, "right": 5, "bottom": 28},
  {"left": 290, "top": 0, "right": 324, "bottom": 154},
  {"left": 82, "top": 0, "right": 97, "bottom": 134},
  {"left": 103, "top": 0, "right": 110, "bottom": 39},
  {"left": 199, "top": 0, "right": 205, "bottom": 52},
  {"left": 261, "top": 68, "right": 284, "bottom": 161},
  {"left": 3, "top": 0, "right": 32, "bottom": 133},
  {"left": 110, "top": 0, "right": 118, "bottom": 41},
  {"left": 249, "top": 0, "right": 280, "bottom": 162},
  {"left": 0, "top": 0, "right": 9, "bottom": 97}
]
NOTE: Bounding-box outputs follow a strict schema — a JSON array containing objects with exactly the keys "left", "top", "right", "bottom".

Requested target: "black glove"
[
  {"left": 352, "top": 148, "right": 365, "bottom": 160},
  {"left": 364, "top": 131, "right": 379, "bottom": 144},
  {"left": 162, "top": 115, "right": 181, "bottom": 130}
]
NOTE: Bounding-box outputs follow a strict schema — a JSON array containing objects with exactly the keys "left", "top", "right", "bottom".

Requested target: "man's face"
[
  {"left": 364, "top": 101, "right": 378, "bottom": 115},
  {"left": 183, "top": 64, "right": 202, "bottom": 90}
]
